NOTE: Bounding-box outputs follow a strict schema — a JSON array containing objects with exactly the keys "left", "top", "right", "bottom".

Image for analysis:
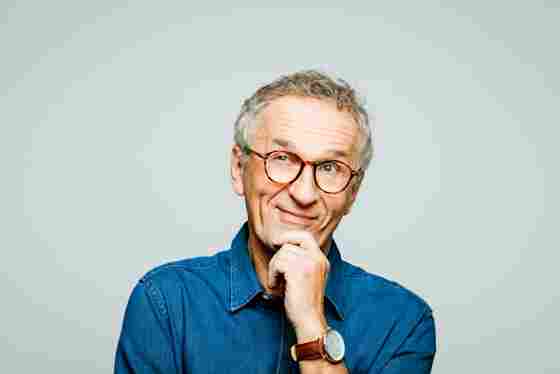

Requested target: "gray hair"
[{"left": 233, "top": 70, "right": 374, "bottom": 171}]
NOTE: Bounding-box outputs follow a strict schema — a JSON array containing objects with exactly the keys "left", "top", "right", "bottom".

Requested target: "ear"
[{"left": 231, "top": 145, "right": 245, "bottom": 196}]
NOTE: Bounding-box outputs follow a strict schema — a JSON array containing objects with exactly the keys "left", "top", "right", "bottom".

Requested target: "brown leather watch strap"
[{"left": 291, "top": 337, "right": 325, "bottom": 361}]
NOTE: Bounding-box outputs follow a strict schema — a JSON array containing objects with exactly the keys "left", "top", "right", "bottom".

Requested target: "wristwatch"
[{"left": 290, "top": 328, "right": 345, "bottom": 363}]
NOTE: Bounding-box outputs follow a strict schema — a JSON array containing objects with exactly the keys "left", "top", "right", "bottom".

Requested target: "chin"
[{"left": 266, "top": 220, "right": 329, "bottom": 249}]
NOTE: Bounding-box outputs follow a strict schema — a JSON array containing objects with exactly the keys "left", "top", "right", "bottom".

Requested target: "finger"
[
  {"left": 272, "top": 230, "right": 321, "bottom": 255},
  {"left": 268, "top": 245, "right": 301, "bottom": 287},
  {"left": 278, "top": 242, "right": 330, "bottom": 276},
  {"left": 268, "top": 251, "right": 284, "bottom": 288}
]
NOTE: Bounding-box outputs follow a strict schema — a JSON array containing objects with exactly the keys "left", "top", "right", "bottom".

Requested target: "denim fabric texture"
[{"left": 115, "top": 223, "right": 436, "bottom": 373}]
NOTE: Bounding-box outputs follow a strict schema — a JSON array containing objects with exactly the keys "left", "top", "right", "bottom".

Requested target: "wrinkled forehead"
[{"left": 252, "top": 96, "right": 361, "bottom": 163}]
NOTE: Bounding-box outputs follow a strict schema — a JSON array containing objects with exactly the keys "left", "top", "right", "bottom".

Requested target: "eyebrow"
[{"left": 271, "top": 138, "right": 350, "bottom": 159}]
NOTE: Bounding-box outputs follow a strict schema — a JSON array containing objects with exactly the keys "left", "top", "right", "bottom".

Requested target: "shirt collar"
[
  {"left": 228, "top": 223, "right": 264, "bottom": 312},
  {"left": 228, "top": 222, "right": 346, "bottom": 320},
  {"left": 324, "top": 240, "right": 346, "bottom": 320}
]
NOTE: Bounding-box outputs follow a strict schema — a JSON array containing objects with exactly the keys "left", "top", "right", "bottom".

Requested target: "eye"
[
  {"left": 318, "top": 161, "right": 340, "bottom": 174},
  {"left": 273, "top": 153, "right": 289, "bottom": 161},
  {"left": 269, "top": 151, "right": 299, "bottom": 166}
]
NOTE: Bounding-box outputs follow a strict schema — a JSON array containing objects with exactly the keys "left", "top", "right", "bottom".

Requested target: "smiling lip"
[{"left": 276, "top": 207, "right": 316, "bottom": 225}]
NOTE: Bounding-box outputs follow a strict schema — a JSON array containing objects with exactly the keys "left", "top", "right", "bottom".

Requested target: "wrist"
[
  {"left": 294, "top": 315, "right": 328, "bottom": 343},
  {"left": 291, "top": 327, "right": 346, "bottom": 364}
]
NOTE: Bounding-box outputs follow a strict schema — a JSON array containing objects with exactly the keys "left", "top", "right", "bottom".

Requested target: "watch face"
[{"left": 324, "top": 329, "right": 345, "bottom": 362}]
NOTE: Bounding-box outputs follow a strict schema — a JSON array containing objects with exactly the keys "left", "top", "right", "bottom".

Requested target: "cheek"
[
  {"left": 243, "top": 167, "right": 278, "bottom": 210},
  {"left": 325, "top": 195, "right": 350, "bottom": 216},
  {"left": 242, "top": 163, "right": 263, "bottom": 195}
]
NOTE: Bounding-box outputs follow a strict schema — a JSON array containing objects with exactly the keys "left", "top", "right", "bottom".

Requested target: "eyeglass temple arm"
[{"left": 242, "top": 145, "right": 266, "bottom": 159}]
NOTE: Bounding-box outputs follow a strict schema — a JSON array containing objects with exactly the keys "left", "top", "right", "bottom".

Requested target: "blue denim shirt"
[{"left": 115, "top": 223, "right": 436, "bottom": 373}]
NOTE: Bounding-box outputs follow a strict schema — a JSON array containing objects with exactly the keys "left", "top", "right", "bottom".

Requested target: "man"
[{"left": 115, "top": 71, "right": 436, "bottom": 373}]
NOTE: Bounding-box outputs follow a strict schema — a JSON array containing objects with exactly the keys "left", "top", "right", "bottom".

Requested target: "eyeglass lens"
[{"left": 265, "top": 151, "right": 352, "bottom": 193}]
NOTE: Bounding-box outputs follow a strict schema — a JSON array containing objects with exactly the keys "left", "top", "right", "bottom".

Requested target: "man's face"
[{"left": 231, "top": 96, "right": 362, "bottom": 253}]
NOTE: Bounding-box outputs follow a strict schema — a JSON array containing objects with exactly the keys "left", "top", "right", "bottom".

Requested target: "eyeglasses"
[{"left": 244, "top": 146, "right": 362, "bottom": 194}]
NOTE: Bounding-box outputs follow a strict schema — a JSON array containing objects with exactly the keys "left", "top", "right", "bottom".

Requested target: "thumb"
[
  {"left": 268, "top": 259, "right": 279, "bottom": 288},
  {"left": 268, "top": 256, "right": 286, "bottom": 289}
]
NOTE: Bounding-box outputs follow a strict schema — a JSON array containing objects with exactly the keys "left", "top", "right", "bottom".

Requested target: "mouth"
[{"left": 275, "top": 207, "right": 317, "bottom": 226}]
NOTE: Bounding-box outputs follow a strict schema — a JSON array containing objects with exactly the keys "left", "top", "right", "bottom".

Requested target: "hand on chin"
[{"left": 267, "top": 222, "right": 315, "bottom": 250}]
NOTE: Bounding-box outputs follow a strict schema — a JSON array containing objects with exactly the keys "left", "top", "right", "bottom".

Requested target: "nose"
[{"left": 287, "top": 164, "right": 320, "bottom": 206}]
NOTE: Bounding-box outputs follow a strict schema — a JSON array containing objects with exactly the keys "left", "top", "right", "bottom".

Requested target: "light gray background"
[{"left": 2, "top": 1, "right": 558, "bottom": 373}]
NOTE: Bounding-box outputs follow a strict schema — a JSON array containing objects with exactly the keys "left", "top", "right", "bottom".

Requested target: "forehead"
[{"left": 254, "top": 96, "right": 360, "bottom": 161}]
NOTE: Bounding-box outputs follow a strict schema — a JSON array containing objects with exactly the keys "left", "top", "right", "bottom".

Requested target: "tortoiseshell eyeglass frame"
[{"left": 243, "top": 145, "right": 362, "bottom": 194}]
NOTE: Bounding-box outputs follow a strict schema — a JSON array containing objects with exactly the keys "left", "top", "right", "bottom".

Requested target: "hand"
[{"left": 268, "top": 230, "right": 330, "bottom": 342}]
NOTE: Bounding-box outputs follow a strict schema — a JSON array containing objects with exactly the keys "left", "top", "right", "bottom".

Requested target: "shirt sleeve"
[
  {"left": 114, "top": 279, "right": 178, "bottom": 374},
  {"left": 378, "top": 309, "right": 436, "bottom": 374}
]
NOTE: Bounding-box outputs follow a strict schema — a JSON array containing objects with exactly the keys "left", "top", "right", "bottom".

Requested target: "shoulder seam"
[{"left": 139, "top": 278, "right": 169, "bottom": 320}]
